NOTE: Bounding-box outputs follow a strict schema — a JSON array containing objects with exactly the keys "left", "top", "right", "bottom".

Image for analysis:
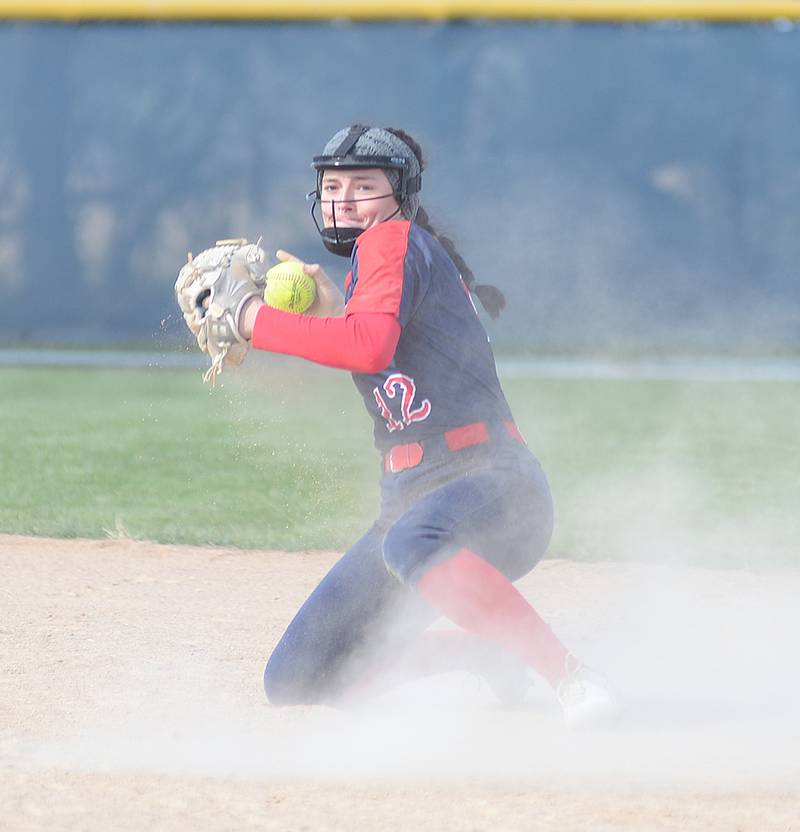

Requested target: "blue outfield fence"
[{"left": 0, "top": 21, "right": 798, "bottom": 350}]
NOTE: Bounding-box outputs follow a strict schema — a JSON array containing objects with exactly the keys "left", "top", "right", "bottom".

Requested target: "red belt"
[{"left": 384, "top": 420, "right": 526, "bottom": 473}]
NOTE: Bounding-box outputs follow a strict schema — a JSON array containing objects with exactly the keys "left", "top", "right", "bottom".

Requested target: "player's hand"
[
  {"left": 174, "top": 240, "right": 266, "bottom": 384},
  {"left": 275, "top": 249, "right": 345, "bottom": 317}
]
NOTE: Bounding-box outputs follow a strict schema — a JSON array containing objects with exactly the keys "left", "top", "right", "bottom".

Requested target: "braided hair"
[{"left": 384, "top": 127, "right": 507, "bottom": 320}]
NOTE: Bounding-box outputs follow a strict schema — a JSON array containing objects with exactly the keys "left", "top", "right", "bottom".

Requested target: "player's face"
[{"left": 320, "top": 169, "right": 400, "bottom": 230}]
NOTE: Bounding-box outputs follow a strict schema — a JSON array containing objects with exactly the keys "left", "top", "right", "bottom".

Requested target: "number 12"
[{"left": 372, "top": 373, "right": 432, "bottom": 432}]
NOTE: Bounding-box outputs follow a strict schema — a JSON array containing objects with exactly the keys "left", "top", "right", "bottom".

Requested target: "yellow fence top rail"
[{"left": 1, "top": 0, "right": 799, "bottom": 21}]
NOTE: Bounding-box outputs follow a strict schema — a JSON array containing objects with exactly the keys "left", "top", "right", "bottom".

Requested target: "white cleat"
[{"left": 556, "top": 663, "right": 622, "bottom": 730}]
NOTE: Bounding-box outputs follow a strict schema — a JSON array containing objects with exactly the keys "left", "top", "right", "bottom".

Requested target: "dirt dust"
[{"left": 2, "top": 534, "right": 798, "bottom": 831}]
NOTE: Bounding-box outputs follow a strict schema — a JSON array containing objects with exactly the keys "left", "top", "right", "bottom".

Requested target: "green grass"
[{"left": 2, "top": 360, "right": 798, "bottom": 566}]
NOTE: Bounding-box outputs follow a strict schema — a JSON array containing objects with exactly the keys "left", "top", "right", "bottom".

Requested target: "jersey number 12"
[{"left": 372, "top": 373, "right": 432, "bottom": 432}]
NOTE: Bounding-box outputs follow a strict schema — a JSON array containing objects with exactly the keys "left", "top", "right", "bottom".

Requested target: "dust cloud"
[{"left": 21, "top": 558, "right": 800, "bottom": 791}]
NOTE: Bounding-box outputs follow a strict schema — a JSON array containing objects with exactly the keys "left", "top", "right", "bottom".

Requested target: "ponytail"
[
  {"left": 383, "top": 127, "right": 506, "bottom": 320},
  {"left": 414, "top": 206, "right": 506, "bottom": 320}
]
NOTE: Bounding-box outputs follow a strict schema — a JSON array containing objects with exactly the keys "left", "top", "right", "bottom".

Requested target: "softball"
[{"left": 263, "top": 261, "right": 317, "bottom": 314}]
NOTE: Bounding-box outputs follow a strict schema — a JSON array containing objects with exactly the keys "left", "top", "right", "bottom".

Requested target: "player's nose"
[{"left": 338, "top": 181, "right": 359, "bottom": 204}]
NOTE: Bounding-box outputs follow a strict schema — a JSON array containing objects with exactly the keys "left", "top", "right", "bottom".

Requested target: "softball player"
[{"left": 238, "top": 125, "right": 618, "bottom": 728}]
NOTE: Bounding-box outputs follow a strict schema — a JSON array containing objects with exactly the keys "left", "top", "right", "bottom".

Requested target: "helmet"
[{"left": 308, "top": 125, "right": 422, "bottom": 257}]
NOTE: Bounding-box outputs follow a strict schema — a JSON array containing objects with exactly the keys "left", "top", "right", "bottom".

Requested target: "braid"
[{"left": 384, "top": 127, "right": 506, "bottom": 320}]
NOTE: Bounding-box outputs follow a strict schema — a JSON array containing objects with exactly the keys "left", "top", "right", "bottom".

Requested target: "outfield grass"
[{"left": 2, "top": 358, "right": 797, "bottom": 566}]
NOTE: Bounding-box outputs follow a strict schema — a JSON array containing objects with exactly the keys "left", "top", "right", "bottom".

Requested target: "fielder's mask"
[{"left": 307, "top": 125, "right": 422, "bottom": 257}]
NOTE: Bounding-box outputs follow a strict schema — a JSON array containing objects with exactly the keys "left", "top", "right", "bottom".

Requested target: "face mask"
[{"left": 308, "top": 126, "right": 422, "bottom": 257}]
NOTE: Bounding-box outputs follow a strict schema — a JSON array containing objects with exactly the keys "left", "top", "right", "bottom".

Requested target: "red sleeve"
[
  {"left": 251, "top": 305, "right": 400, "bottom": 374},
  {"left": 345, "top": 221, "right": 411, "bottom": 316}
]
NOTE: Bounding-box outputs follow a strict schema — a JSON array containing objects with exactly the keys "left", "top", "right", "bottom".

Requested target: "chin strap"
[{"left": 320, "top": 227, "right": 361, "bottom": 257}]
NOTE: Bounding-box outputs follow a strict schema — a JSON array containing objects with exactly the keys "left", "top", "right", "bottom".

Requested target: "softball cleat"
[{"left": 556, "top": 662, "right": 621, "bottom": 730}]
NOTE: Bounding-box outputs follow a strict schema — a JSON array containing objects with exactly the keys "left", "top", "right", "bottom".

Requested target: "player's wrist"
[{"left": 239, "top": 296, "right": 264, "bottom": 340}]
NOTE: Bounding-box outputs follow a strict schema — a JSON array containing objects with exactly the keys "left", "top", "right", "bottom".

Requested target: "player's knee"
[
  {"left": 381, "top": 525, "right": 412, "bottom": 584},
  {"left": 382, "top": 522, "right": 449, "bottom": 586},
  {"left": 263, "top": 652, "right": 295, "bottom": 705},
  {"left": 263, "top": 648, "right": 316, "bottom": 706}
]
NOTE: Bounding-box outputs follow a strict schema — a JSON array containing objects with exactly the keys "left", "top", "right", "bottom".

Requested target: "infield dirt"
[{"left": 2, "top": 534, "right": 799, "bottom": 831}]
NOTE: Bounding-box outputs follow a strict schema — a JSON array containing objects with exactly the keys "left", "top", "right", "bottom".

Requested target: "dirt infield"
[{"left": 3, "top": 534, "right": 799, "bottom": 831}]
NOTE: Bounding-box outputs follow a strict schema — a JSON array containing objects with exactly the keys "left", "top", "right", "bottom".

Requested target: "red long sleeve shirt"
[{"left": 252, "top": 305, "right": 401, "bottom": 374}]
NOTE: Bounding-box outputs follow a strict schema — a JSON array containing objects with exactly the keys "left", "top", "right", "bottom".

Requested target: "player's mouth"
[{"left": 324, "top": 219, "right": 367, "bottom": 228}]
